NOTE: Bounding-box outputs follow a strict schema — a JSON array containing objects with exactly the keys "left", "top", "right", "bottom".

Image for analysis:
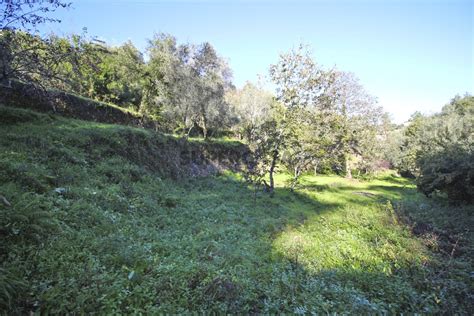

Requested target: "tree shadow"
[{"left": 173, "top": 174, "right": 470, "bottom": 313}]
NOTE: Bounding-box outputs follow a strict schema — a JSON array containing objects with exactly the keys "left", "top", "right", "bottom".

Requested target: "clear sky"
[{"left": 39, "top": 0, "right": 473, "bottom": 123}]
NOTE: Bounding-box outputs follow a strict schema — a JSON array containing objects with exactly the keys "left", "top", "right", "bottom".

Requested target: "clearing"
[{"left": 1, "top": 106, "right": 472, "bottom": 313}]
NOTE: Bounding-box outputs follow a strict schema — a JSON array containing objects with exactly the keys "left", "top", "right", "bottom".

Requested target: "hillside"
[
  {"left": 0, "top": 80, "right": 151, "bottom": 128},
  {"left": 1, "top": 105, "right": 472, "bottom": 314}
]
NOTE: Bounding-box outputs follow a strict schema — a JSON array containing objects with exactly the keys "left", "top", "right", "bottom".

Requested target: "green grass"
[{"left": 1, "top": 106, "right": 472, "bottom": 314}]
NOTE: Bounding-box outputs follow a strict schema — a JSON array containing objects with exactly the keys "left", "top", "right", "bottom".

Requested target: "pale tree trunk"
[
  {"left": 200, "top": 114, "right": 208, "bottom": 140},
  {"left": 186, "top": 124, "right": 194, "bottom": 138},
  {"left": 345, "top": 155, "right": 352, "bottom": 179},
  {"left": 291, "top": 166, "right": 301, "bottom": 191}
]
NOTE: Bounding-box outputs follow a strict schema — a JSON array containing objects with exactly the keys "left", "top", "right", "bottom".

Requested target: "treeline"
[
  {"left": 1, "top": 26, "right": 472, "bottom": 203},
  {"left": 0, "top": 30, "right": 390, "bottom": 178},
  {"left": 0, "top": 30, "right": 233, "bottom": 137}
]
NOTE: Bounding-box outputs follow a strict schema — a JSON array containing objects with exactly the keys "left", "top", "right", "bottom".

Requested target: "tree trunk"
[
  {"left": 341, "top": 99, "right": 352, "bottom": 179},
  {"left": 291, "top": 166, "right": 300, "bottom": 192},
  {"left": 268, "top": 149, "right": 278, "bottom": 197},
  {"left": 345, "top": 155, "right": 352, "bottom": 179},
  {"left": 200, "top": 114, "right": 208, "bottom": 140},
  {"left": 186, "top": 124, "right": 194, "bottom": 138}
]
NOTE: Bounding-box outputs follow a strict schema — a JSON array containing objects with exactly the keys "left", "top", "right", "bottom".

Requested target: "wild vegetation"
[
  {"left": 1, "top": 106, "right": 472, "bottom": 314},
  {"left": 0, "top": 1, "right": 473, "bottom": 314}
]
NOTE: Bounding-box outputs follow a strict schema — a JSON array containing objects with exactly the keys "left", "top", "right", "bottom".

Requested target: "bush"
[
  {"left": 417, "top": 145, "right": 474, "bottom": 203},
  {"left": 404, "top": 95, "right": 474, "bottom": 203}
]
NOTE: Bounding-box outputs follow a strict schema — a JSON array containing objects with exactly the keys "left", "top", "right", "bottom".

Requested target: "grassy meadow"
[{"left": 1, "top": 106, "right": 472, "bottom": 314}]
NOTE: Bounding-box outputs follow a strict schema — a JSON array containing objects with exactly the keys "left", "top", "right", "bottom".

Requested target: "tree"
[
  {"left": 398, "top": 112, "right": 427, "bottom": 177},
  {"left": 188, "top": 42, "right": 233, "bottom": 139},
  {"left": 1, "top": 0, "right": 70, "bottom": 31},
  {"left": 326, "top": 71, "right": 384, "bottom": 177},
  {"left": 248, "top": 44, "right": 336, "bottom": 194},
  {"left": 0, "top": 1, "right": 79, "bottom": 90},
  {"left": 139, "top": 33, "right": 178, "bottom": 122},
  {"left": 0, "top": 30, "right": 54, "bottom": 85},
  {"left": 269, "top": 45, "right": 357, "bottom": 188},
  {"left": 145, "top": 34, "right": 233, "bottom": 137},
  {"left": 244, "top": 101, "right": 286, "bottom": 196},
  {"left": 280, "top": 107, "right": 318, "bottom": 190},
  {"left": 226, "top": 81, "right": 273, "bottom": 140},
  {"left": 88, "top": 41, "right": 145, "bottom": 109},
  {"left": 270, "top": 44, "right": 334, "bottom": 110},
  {"left": 379, "top": 115, "right": 404, "bottom": 170},
  {"left": 0, "top": 30, "right": 98, "bottom": 88},
  {"left": 415, "top": 95, "right": 474, "bottom": 203},
  {"left": 244, "top": 113, "right": 281, "bottom": 200}
]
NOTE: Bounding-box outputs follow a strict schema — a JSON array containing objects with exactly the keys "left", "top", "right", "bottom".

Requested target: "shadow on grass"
[
  {"left": 176, "top": 175, "right": 467, "bottom": 313},
  {"left": 1, "top": 108, "right": 467, "bottom": 313}
]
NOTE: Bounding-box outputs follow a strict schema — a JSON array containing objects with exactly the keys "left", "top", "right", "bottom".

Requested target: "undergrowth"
[{"left": 0, "top": 106, "right": 472, "bottom": 314}]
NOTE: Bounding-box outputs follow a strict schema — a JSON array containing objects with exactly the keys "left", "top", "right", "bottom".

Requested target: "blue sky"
[{"left": 39, "top": 0, "right": 473, "bottom": 123}]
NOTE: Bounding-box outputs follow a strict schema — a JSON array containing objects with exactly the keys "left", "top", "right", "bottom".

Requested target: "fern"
[
  {"left": 0, "top": 268, "right": 27, "bottom": 311},
  {"left": 1, "top": 193, "right": 58, "bottom": 245}
]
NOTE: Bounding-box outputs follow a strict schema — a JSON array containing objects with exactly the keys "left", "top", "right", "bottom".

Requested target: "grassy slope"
[{"left": 0, "top": 106, "right": 472, "bottom": 314}]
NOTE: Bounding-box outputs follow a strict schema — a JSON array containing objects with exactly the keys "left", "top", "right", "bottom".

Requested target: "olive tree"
[
  {"left": 326, "top": 71, "right": 385, "bottom": 177},
  {"left": 145, "top": 34, "right": 233, "bottom": 137},
  {"left": 226, "top": 81, "right": 273, "bottom": 140}
]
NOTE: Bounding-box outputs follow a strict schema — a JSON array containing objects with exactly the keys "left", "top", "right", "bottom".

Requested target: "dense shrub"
[
  {"left": 417, "top": 144, "right": 474, "bottom": 202},
  {"left": 399, "top": 95, "right": 474, "bottom": 203}
]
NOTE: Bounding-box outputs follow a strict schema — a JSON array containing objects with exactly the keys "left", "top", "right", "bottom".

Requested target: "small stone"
[{"left": 54, "top": 187, "right": 67, "bottom": 194}]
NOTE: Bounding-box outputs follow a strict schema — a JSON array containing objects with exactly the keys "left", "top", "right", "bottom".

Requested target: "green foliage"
[
  {"left": 0, "top": 30, "right": 63, "bottom": 85},
  {"left": 0, "top": 267, "right": 27, "bottom": 311},
  {"left": 2, "top": 30, "right": 236, "bottom": 136},
  {"left": 226, "top": 81, "right": 273, "bottom": 140},
  {"left": 399, "top": 95, "right": 474, "bottom": 203},
  {"left": 145, "top": 34, "right": 234, "bottom": 138},
  {"left": 0, "top": 193, "right": 57, "bottom": 245},
  {"left": 380, "top": 120, "right": 404, "bottom": 170},
  {"left": 398, "top": 112, "right": 427, "bottom": 177},
  {"left": 393, "top": 196, "right": 473, "bottom": 314},
  {"left": 0, "top": 103, "right": 47, "bottom": 124},
  {"left": 418, "top": 143, "right": 474, "bottom": 202},
  {"left": 94, "top": 41, "right": 145, "bottom": 109},
  {"left": 244, "top": 113, "right": 282, "bottom": 194},
  {"left": 0, "top": 106, "right": 472, "bottom": 313},
  {"left": 255, "top": 45, "right": 387, "bottom": 193}
]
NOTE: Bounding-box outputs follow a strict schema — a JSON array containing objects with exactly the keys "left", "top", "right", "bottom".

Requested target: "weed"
[{"left": 0, "top": 106, "right": 472, "bottom": 313}]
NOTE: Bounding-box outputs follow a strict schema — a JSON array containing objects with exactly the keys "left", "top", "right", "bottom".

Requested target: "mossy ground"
[{"left": 1, "top": 106, "right": 472, "bottom": 314}]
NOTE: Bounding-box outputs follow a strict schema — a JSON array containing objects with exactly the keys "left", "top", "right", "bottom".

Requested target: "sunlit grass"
[
  {"left": 273, "top": 173, "right": 429, "bottom": 275},
  {"left": 1, "top": 106, "right": 471, "bottom": 313}
]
